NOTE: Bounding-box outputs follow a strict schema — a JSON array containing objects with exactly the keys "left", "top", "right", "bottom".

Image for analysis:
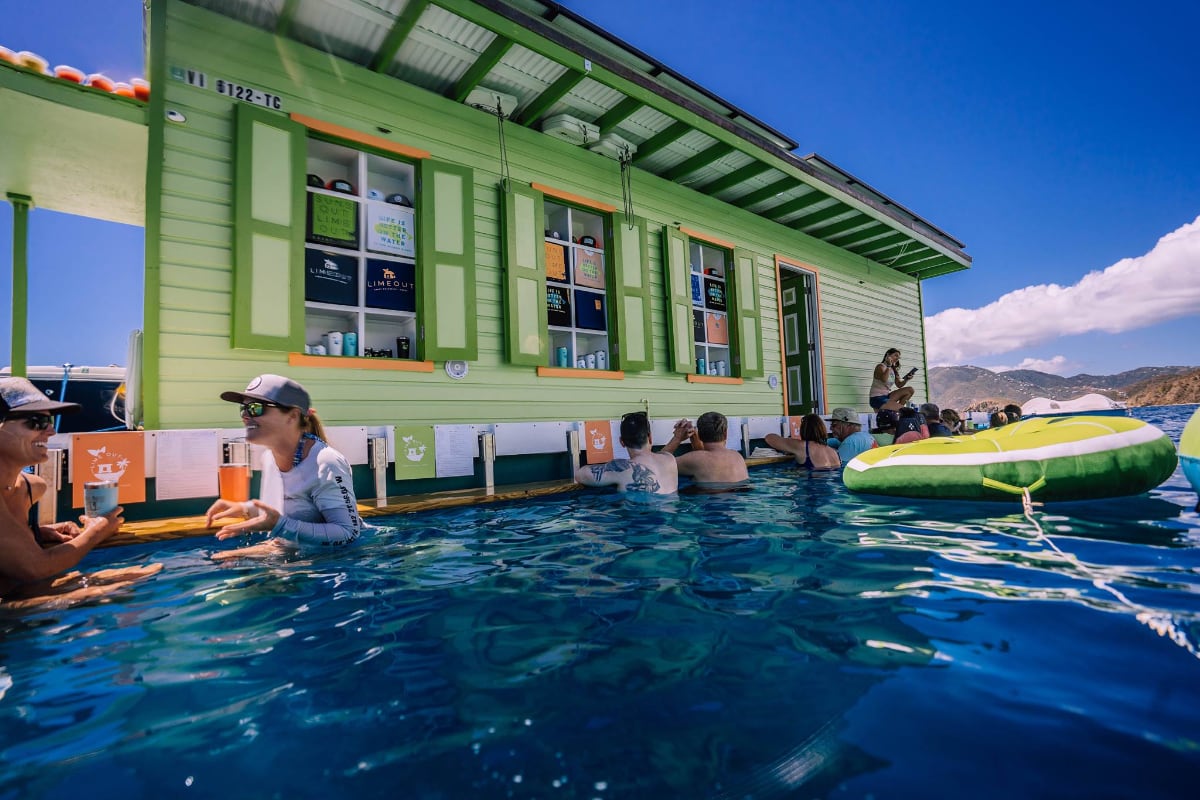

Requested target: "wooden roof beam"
[
  {"left": 763, "top": 190, "right": 826, "bottom": 221},
  {"left": 694, "top": 161, "right": 771, "bottom": 195},
  {"left": 844, "top": 229, "right": 905, "bottom": 253},
  {"left": 448, "top": 35, "right": 513, "bottom": 102},
  {"left": 631, "top": 121, "right": 692, "bottom": 164},
  {"left": 512, "top": 69, "right": 586, "bottom": 126},
  {"left": 827, "top": 222, "right": 890, "bottom": 247},
  {"left": 732, "top": 178, "right": 798, "bottom": 209},
  {"left": 659, "top": 142, "right": 735, "bottom": 183},
  {"left": 370, "top": 0, "right": 432, "bottom": 72},
  {"left": 594, "top": 96, "right": 642, "bottom": 135},
  {"left": 789, "top": 203, "right": 852, "bottom": 231}
]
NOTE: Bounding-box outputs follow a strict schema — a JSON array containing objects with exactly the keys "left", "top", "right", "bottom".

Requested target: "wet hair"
[
  {"left": 898, "top": 406, "right": 919, "bottom": 419},
  {"left": 695, "top": 411, "right": 728, "bottom": 444},
  {"left": 619, "top": 411, "right": 651, "bottom": 448},
  {"left": 941, "top": 409, "right": 962, "bottom": 430},
  {"left": 799, "top": 414, "right": 828, "bottom": 444},
  {"left": 989, "top": 411, "right": 1008, "bottom": 428}
]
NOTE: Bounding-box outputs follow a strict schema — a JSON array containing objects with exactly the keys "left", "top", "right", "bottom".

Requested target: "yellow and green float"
[{"left": 844, "top": 415, "right": 1177, "bottom": 502}]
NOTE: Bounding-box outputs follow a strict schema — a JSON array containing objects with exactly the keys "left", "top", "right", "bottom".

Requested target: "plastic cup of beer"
[
  {"left": 218, "top": 463, "right": 251, "bottom": 503},
  {"left": 84, "top": 481, "right": 119, "bottom": 517}
]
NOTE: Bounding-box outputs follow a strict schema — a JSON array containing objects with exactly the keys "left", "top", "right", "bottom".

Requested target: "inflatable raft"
[
  {"left": 843, "top": 415, "right": 1177, "bottom": 502},
  {"left": 1181, "top": 407, "right": 1200, "bottom": 498}
]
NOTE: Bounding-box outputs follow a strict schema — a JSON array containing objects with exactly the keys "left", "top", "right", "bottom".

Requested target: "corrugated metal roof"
[{"left": 175, "top": 0, "right": 970, "bottom": 275}]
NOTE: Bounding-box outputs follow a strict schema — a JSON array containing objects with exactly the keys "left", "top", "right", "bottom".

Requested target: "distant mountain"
[{"left": 928, "top": 365, "right": 1198, "bottom": 412}]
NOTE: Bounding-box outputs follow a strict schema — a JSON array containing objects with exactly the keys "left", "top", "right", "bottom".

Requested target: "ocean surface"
[{"left": 1, "top": 404, "right": 1198, "bottom": 798}]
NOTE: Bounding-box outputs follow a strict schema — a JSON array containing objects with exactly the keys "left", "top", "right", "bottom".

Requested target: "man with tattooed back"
[{"left": 574, "top": 412, "right": 678, "bottom": 495}]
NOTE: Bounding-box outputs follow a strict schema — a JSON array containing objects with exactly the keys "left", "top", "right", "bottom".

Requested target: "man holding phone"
[{"left": 869, "top": 348, "right": 917, "bottom": 412}]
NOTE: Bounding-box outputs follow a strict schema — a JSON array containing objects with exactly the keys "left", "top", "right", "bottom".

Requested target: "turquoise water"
[{"left": 2, "top": 405, "right": 1198, "bottom": 798}]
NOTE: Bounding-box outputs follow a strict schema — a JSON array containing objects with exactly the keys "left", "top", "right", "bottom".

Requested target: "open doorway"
[{"left": 775, "top": 258, "right": 824, "bottom": 414}]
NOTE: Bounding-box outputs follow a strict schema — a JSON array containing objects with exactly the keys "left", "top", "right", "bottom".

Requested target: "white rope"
[{"left": 1019, "top": 487, "right": 1199, "bottom": 660}]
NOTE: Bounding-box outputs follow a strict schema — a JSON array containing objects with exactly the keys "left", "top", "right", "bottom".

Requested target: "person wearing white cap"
[
  {"left": 206, "top": 374, "right": 362, "bottom": 555},
  {"left": 0, "top": 377, "right": 137, "bottom": 601},
  {"left": 827, "top": 407, "right": 878, "bottom": 465}
]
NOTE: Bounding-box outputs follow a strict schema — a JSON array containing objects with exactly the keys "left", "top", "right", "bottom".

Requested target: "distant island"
[{"left": 929, "top": 365, "right": 1200, "bottom": 412}]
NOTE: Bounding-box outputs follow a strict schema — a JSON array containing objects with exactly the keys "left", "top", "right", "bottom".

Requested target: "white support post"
[
  {"left": 567, "top": 429, "right": 581, "bottom": 477},
  {"left": 368, "top": 435, "right": 388, "bottom": 508},
  {"left": 481, "top": 432, "right": 496, "bottom": 494},
  {"left": 34, "top": 448, "right": 65, "bottom": 526}
]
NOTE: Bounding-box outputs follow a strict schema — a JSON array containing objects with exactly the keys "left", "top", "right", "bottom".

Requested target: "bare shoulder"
[{"left": 25, "top": 473, "right": 48, "bottom": 504}]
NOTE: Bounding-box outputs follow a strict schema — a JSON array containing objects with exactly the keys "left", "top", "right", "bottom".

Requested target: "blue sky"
[{"left": 3, "top": 0, "right": 1198, "bottom": 376}]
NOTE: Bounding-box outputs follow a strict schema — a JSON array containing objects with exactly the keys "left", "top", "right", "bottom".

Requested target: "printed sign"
[
  {"left": 366, "top": 201, "right": 415, "bottom": 257},
  {"left": 704, "top": 277, "right": 726, "bottom": 311},
  {"left": 70, "top": 431, "right": 147, "bottom": 508},
  {"left": 573, "top": 249, "right": 605, "bottom": 289},
  {"left": 394, "top": 424, "right": 436, "bottom": 480},
  {"left": 546, "top": 284, "right": 572, "bottom": 327},
  {"left": 691, "top": 272, "right": 703, "bottom": 306},
  {"left": 365, "top": 259, "right": 415, "bottom": 312},
  {"left": 305, "top": 249, "right": 358, "bottom": 306},
  {"left": 583, "top": 420, "right": 615, "bottom": 464},
  {"left": 788, "top": 416, "right": 804, "bottom": 438},
  {"left": 544, "top": 242, "right": 568, "bottom": 282},
  {"left": 169, "top": 66, "right": 283, "bottom": 110},
  {"left": 307, "top": 193, "right": 359, "bottom": 248},
  {"left": 705, "top": 312, "right": 729, "bottom": 345}
]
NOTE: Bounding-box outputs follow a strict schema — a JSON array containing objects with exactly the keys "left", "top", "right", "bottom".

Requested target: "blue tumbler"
[
  {"left": 556, "top": 346, "right": 569, "bottom": 367},
  {"left": 342, "top": 332, "right": 358, "bottom": 356}
]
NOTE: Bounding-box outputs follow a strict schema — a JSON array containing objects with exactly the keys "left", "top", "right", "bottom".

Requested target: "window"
[
  {"left": 303, "top": 138, "right": 418, "bottom": 359},
  {"left": 661, "top": 225, "right": 763, "bottom": 379},
  {"left": 501, "top": 182, "right": 652, "bottom": 373},
  {"left": 230, "top": 105, "right": 477, "bottom": 363},
  {"left": 544, "top": 200, "right": 610, "bottom": 369},
  {"left": 689, "top": 240, "right": 731, "bottom": 376}
]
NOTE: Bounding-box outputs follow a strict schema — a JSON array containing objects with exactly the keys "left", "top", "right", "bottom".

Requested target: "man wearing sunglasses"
[{"left": 0, "top": 377, "right": 129, "bottom": 602}]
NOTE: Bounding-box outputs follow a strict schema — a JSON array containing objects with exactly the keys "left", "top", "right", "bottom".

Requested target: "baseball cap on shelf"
[
  {"left": 306, "top": 173, "right": 325, "bottom": 187},
  {"left": 385, "top": 193, "right": 412, "bottom": 207},
  {"left": 325, "top": 178, "right": 355, "bottom": 194},
  {"left": 0, "top": 377, "right": 81, "bottom": 417},
  {"left": 830, "top": 407, "right": 860, "bottom": 424},
  {"left": 579, "top": 235, "right": 598, "bottom": 247},
  {"left": 219, "top": 374, "right": 311, "bottom": 412}
]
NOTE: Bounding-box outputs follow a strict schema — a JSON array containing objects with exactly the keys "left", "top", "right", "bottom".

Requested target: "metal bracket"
[
  {"left": 480, "top": 432, "right": 496, "bottom": 494},
  {"left": 368, "top": 435, "right": 388, "bottom": 507}
]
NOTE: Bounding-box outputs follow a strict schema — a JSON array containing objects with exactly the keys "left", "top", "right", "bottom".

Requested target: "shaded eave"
[
  {"left": 183, "top": 0, "right": 970, "bottom": 278},
  {"left": 0, "top": 64, "right": 147, "bottom": 226}
]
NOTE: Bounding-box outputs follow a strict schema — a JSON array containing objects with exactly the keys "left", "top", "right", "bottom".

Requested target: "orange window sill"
[
  {"left": 536, "top": 366, "right": 625, "bottom": 380},
  {"left": 288, "top": 353, "right": 435, "bottom": 372},
  {"left": 686, "top": 374, "right": 743, "bottom": 385}
]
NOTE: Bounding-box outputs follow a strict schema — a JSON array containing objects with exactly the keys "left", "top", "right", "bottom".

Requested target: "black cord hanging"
[
  {"left": 619, "top": 145, "right": 635, "bottom": 229},
  {"left": 493, "top": 94, "right": 511, "bottom": 193}
]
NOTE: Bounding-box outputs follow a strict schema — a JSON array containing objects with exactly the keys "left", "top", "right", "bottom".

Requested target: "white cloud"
[
  {"left": 925, "top": 215, "right": 1200, "bottom": 365},
  {"left": 986, "top": 355, "right": 1076, "bottom": 375}
]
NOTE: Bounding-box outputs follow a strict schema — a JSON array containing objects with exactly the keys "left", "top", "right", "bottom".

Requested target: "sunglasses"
[
  {"left": 8, "top": 415, "right": 54, "bottom": 431},
  {"left": 239, "top": 401, "right": 284, "bottom": 418}
]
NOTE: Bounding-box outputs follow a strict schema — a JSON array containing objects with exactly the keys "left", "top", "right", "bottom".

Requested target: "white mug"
[{"left": 323, "top": 331, "right": 343, "bottom": 355}]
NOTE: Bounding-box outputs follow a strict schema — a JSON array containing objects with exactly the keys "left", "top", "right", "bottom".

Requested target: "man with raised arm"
[
  {"left": 574, "top": 411, "right": 678, "bottom": 495},
  {"left": 661, "top": 411, "right": 750, "bottom": 487}
]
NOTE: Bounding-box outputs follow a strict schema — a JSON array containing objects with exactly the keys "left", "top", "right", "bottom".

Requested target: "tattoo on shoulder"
[{"left": 628, "top": 462, "right": 661, "bottom": 493}]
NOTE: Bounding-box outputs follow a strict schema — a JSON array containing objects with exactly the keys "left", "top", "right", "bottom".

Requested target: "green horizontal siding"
[{"left": 151, "top": 0, "right": 928, "bottom": 429}]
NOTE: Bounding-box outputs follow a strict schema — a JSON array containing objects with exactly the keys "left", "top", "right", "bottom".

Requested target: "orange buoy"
[
  {"left": 131, "top": 77, "right": 150, "bottom": 101},
  {"left": 87, "top": 73, "right": 115, "bottom": 92}
]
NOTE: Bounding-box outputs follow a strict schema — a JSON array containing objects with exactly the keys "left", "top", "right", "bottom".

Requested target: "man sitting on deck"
[
  {"left": 574, "top": 412, "right": 678, "bottom": 495},
  {"left": 661, "top": 411, "right": 750, "bottom": 487}
]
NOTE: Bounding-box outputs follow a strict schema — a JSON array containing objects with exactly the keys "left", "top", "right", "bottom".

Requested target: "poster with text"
[
  {"left": 394, "top": 424, "right": 436, "bottom": 480},
  {"left": 71, "top": 431, "right": 147, "bottom": 508},
  {"left": 788, "top": 416, "right": 803, "bottom": 438}
]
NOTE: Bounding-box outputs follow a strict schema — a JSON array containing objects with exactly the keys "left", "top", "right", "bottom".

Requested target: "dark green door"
[{"left": 780, "top": 269, "right": 820, "bottom": 413}]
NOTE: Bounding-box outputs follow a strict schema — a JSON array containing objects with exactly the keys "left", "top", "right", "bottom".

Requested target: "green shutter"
[
  {"left": 231, "top": 104, "right": 304, "bottom": 351},
  {"left": 418, "top": 159, "right": 477, "bottom": 360},
  {"left": 661, "top": 225, "right": 694, "bottom": 374},
  {"left": 500, "top": 182, "right": 547, "bottom": 365},
  {"left": 609, "top": 215, "right": 653, "bottom": 372},
  {"left": 731, "top": 247, "right": 765, "bottom": 378}
]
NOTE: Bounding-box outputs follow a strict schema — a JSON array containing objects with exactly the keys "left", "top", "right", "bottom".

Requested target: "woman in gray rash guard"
[{"left": 206, "top": 374, "right": 361, "bottom": 555}]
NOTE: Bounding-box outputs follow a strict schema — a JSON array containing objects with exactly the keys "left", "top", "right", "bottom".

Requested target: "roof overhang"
[
  {"left": 181, "top": 0, "right": 970, "bottom": 276},
  {"left": 0, "top": 65, "right": 147, "bottom": 226}
]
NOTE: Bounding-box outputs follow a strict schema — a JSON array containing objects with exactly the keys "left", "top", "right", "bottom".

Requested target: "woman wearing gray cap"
[
  {"left": 0, "top": 377, "right": 137, "bottom": 602},
  {"left": 206, "top": 374, "right": 362, "bottom": 554}
]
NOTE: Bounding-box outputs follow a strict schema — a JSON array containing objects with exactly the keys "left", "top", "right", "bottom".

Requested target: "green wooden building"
[{"left": 3, "top": 0, "right": 969, "bottom": 502}]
